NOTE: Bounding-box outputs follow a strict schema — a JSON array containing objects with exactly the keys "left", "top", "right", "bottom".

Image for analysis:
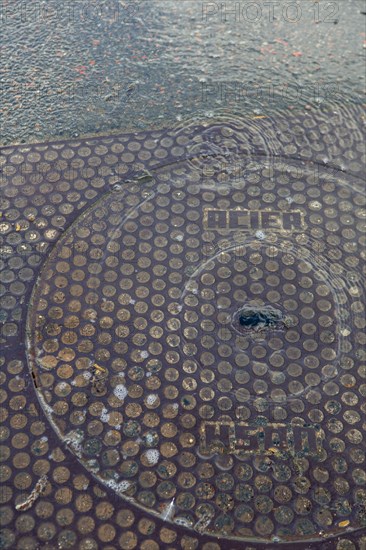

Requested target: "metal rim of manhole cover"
[{"left": 25, "top": 154, "right": 366, "bottom": 544}]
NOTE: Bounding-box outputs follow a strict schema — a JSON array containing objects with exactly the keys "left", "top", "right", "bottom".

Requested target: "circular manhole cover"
[{"left": 26, "top": 156, "right": 366, "bottom": 543}]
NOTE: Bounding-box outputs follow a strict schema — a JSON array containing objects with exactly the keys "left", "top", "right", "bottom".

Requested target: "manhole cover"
[{"left": 26, "top": 156, "right": 366, "bottom": 543}]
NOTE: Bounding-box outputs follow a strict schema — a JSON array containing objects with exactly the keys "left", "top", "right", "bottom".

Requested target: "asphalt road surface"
[{"left": 1, "top": 0, "right": 365, "bottom": 145}]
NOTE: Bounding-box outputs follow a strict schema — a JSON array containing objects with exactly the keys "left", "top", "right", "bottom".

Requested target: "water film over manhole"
[{"left": 26, "top": 157, "right": 365, "bottom": 543}]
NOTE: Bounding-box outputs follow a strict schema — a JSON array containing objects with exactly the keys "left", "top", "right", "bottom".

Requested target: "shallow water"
[{"left": 1, "top": 0, "right": 365, "bottom": 145}]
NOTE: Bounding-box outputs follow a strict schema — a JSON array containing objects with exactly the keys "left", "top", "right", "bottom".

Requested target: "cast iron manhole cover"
[{"left": 26, "top": 155, "right": 366, "bottom": 543}]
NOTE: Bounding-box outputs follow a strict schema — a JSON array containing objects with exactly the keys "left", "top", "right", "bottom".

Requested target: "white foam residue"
[
  {"left": 113, "top": 384, "right": 128, "bottom": 400},
  {"left": 84, "top": 459, "right": 100, "bottom": 473},
  {"left": 40, "top": 399, "right": 54, "bottom": 416},
  {"left": 145, "top": 449, "right": 160, "bottom": 465},
  {"left": 194, "top": 513, "right": 213, "bottom": 533},
  {"left": 105, "top": 479, "right": 131, "bottom": 494},
  {"left": 100, "top": 408, "right": 110, "bottom": 422},
  {"left": 118, "top": 480, "right": 131, "bottom": 493},
  {"left": 146, "top": 394, "right": 158, "bottom": 406},
  {"left": 255, "top": 230, "right": 266, "bottom": 240},
  {"left": 104, "top": 479, "right": 118, "bottom": 491},
  {"left": 145, "top": 433, "right": 155, "bottom": 446},
  {"left": 174, "top": 517, "right": 193, "bottom": 528},
  {"left": 140, "top": 350, "right": 149, "bottom": 359},
  {"left": 64, "top": 429, "right": 84, "bottom": 457}
]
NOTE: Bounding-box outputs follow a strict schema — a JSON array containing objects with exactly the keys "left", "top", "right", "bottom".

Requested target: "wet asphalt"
[{"left": 1, "top": 0, "right": 365, "bottom": 146}]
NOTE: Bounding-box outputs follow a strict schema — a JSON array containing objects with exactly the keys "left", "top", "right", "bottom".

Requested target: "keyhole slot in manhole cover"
[{"left": 234, "top": 304, "right": 286, "bottom": 332}]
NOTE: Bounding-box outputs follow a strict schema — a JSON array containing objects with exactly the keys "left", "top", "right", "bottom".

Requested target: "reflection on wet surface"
[{"left": 1, "top": 0, "right": 365, "bottom": 145}]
